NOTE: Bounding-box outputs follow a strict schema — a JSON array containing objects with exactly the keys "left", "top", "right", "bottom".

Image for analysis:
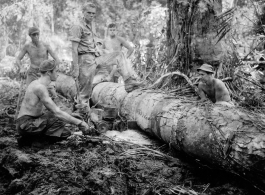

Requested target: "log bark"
[
  {"left": 91, "top": 82, "right": 265, "bottom": 192},
  {"left": 55, "top": 72, "right": 77, "bottom": 100}
]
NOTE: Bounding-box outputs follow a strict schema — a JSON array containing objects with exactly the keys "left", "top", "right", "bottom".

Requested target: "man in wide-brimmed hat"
[{"left": 197, "top": 64, "right": 232, "bottom": 105}]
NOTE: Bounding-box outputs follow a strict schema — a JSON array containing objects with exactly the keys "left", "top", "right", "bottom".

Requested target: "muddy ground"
[{"left": 0, "top": 81, "right": 264, "bottom": 195}]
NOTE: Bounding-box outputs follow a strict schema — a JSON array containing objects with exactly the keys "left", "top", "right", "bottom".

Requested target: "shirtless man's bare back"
[
  {"left": 16, "top": 60, "right": 91, "bottom": 146},
  {"left": 16, "top": 27, "right": 59, "bottom": 86},
  {"left": 197, "top": 64, "right": 232, "bottom": 104}
]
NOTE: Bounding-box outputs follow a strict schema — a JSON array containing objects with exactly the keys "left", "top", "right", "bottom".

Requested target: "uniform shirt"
[{"left": 69, "top": 20, "right": 99, "bottom": 55}]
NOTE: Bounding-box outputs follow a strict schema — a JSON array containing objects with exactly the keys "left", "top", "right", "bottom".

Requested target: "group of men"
[
  {"left": 15, "top": 2, "right": 144, "bottom": 146},
  {"left": 15, "top": 2, "right": 233, "bottom": 146}
]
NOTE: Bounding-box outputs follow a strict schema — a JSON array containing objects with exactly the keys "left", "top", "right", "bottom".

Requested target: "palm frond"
[{"left": 215, "top": 7, "right": 236, "bottom": 44}]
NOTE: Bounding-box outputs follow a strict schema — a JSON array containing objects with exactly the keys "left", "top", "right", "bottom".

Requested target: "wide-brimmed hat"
[{"left": 197, "top": 64, "right": 215, "bottom": 73}]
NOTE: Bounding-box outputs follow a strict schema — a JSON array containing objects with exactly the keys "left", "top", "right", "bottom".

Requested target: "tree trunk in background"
[
  {"left": 2, "top": 19, "right": 7, "bottom": 58},
  {"left": 51, "top": 3, "right": 54, "bottom": 34},
  {"left": 166, "top": 0, "right": 194, "bottom": 74},
  {"left": 28, "top": 0, "right": 34, "bottom": 27},
  {"left": 91, "top": 82, "right": 265, "bottom": 193},
  {"left": 166, "top": 0, "right": 224, "bottom": 74},
  {"left": 166, "top": 0, "right": 176, "bottom": 67}
]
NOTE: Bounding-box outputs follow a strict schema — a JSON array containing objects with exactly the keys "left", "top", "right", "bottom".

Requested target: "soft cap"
[
  {"left": 39, "top": 60, "right": 56, "bottom": 72},
  {"left": 82, "top": 2, "right": 96, "bottom": 12},
  {"left": 28, "top": 27, "right": 40, "bottom": 35}
]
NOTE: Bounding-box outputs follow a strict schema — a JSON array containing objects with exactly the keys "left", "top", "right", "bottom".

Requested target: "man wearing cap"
[
  {"left": 16, "top": 27, "right": 60, "bottom": 87},
  {"left": 197, "top": 64, "right": 232, "bottom": 105},
  {"left": 16, "top": 59, "right": 92, "bottom": 146}
]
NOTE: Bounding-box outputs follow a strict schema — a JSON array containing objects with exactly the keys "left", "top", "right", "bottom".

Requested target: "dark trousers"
[{"left": 16, "top": 112, "right": 71, "bottom": 138}]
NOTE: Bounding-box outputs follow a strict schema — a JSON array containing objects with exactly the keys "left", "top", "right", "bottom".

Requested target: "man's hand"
[{"left": 78, "top": 121, "right": 91, "bottom": 135}]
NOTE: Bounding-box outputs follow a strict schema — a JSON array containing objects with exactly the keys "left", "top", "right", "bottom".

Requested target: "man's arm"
[
  {"left": 118, "top": 37, "right": 134, "bottom": 58},
  {"left": 197, "top": 82, "right": 208, "bottom": 101},
  {"left": 16, "top": 45, "right": 27, "bottom": 71},
  {"left": 215, "top": 80, "right": 231, "bottom": 102},
  {"left": 35, "top": 85, "right": 82, "bottom": 126},
  {"left": 71, "top": 42, "right": 79, "bottom": 79},
  {"left": 46, "top": 44, "right": 60, "bottom": 65}
]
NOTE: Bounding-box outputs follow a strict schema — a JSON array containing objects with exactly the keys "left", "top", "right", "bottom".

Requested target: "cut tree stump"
[{"left": 91, "top": 82, "right": 265, "bottom": 193}]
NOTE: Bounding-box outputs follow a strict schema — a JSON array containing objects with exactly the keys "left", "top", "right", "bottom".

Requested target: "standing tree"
[{"left": 167, "top": 0, "right": 222, "bottom": 75}]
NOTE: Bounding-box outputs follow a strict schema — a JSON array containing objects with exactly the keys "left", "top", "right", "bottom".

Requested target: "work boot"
[{"left": 124, "top": 77, "right": 145, "bottom": 93}]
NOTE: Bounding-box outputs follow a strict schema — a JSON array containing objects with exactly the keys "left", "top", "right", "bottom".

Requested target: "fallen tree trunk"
[{"left": 91, "top": 82, "right": 265, "bottom": 192}]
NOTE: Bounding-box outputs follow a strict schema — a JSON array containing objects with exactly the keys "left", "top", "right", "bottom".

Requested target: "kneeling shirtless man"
[
  {"left": 197, "top": 64, "right": 233, "bottom": 105},
  {"left": 16, "top": 60, "right": 91, "bottom": 146}
]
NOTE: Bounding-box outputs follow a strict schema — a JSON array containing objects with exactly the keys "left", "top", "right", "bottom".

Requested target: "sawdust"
[{"left": 104, "top": 129, "right": 152, "bottom": 145}]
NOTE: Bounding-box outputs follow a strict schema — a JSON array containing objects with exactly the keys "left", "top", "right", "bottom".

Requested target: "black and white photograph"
[{"left": 1, "top": 0, "right": 265, "bottom": 194}]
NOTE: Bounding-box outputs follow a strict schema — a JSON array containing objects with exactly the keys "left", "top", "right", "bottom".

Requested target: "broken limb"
[{"left": 148, "top": 71, "right": 198, "bottom": 94}]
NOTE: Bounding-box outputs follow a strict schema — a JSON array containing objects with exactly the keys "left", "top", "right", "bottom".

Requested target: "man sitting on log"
[
  {"left": 16, "top": 60, "right": 92, "bottom": 147},
  {"left": 93, "top": 23, "right": 142, "bottom": 90},
  {"left": 103, "top": 23, "right": 135, "bottom": 82},
  {"left": 197, "top": 64, "right": 233, "bottom": 106}
]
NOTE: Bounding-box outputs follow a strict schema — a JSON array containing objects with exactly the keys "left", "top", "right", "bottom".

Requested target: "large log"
[{"left": 91, "top": 82, "right": 265, "bottom": 192}]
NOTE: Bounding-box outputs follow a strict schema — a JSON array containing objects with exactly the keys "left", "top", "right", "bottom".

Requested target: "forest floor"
[{"left": 0, "top": 78, "right": 264, "bottom": 195}]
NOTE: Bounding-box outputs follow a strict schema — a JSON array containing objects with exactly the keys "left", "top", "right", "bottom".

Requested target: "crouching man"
[
  {"left": 16, "top": 60, "right": 92, "bottom": 146},
  {"left": 197, "top": 64, "right": 234, "bottom": 106}
]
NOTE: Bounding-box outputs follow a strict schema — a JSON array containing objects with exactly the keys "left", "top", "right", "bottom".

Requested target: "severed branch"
[{"left": 147, "top": 71, "right": 199, "bottom": 94}]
